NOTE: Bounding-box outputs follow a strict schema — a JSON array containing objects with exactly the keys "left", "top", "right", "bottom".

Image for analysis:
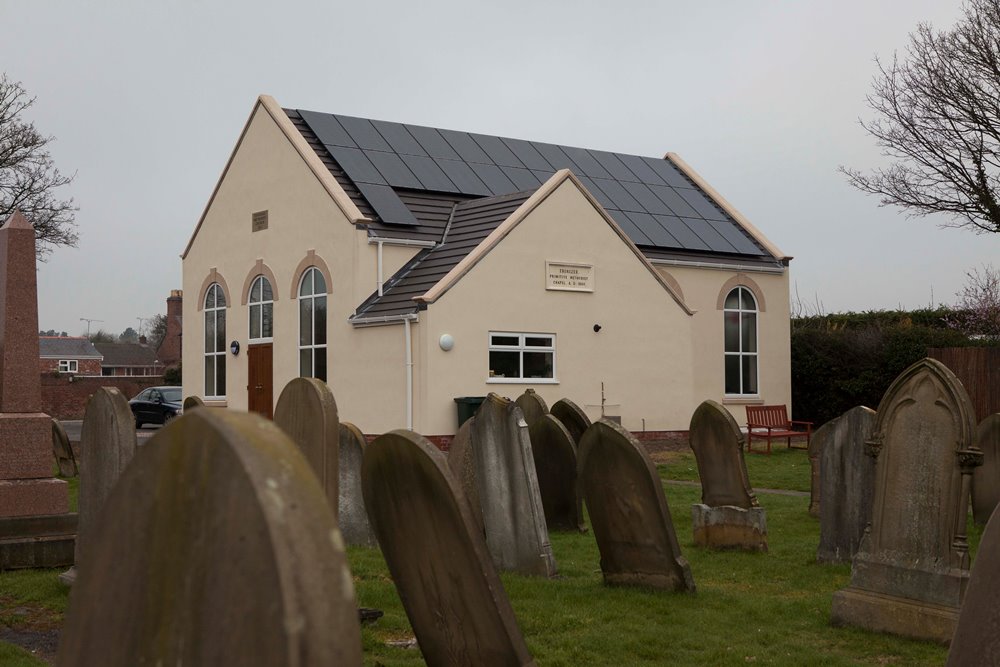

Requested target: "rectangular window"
[
  {"left": 487, "top": 332, "right": 556, "bottom": 383},
  {"left": 58, "top": 359, "right": 78, "bottom": 373}
]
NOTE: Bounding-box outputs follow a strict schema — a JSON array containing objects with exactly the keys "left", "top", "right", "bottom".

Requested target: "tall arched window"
[
  {"left": 248, "top": 275, "right": 273, "bottom": 341},
  {"left": 204, "top": 283, "right": 227, "bottom": 398},
  {"left": 299, "top": 267, "right": 327, "bottom": 381},
  {"left": 724, "top": 286, "right": 757, "bottom": 395}
]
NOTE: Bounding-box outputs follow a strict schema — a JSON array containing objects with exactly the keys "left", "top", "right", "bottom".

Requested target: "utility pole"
[
  {"left": 79, "top": 317, "right": 103, "bottom": 337},
  {"left": 136, "top": 317, "right": 148, "bottom": 337}
]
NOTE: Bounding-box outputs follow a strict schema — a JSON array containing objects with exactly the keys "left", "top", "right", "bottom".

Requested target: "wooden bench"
[{"left": 745, "top": 405, "right": 812, "bottom": 455}]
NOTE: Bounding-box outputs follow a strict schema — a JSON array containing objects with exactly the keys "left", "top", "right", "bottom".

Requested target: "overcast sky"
[{"left": 2, "top": 0, "right": 993, "bottom": 337}]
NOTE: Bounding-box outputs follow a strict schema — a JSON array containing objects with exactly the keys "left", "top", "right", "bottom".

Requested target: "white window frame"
[
  {"left": 58, "top": 359, "right": 78, "bottom": 374},
  {"left": 248, "top": 275, "right": 274, "bottom": 343},
  {"left": 298, "top": 266, "right": 328, "bottom": 382},
  {"left": 723, "top": 286, "right": 760, "bottom": 397},
  {"left": 486, "top": 331, "right": 558, "bottom": 384},
  {"left": 204, "top": 282, "right": 227, "bottom": 400}
]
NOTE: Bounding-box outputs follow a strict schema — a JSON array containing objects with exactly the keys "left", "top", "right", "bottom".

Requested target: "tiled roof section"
[
  {"left": 93, "top": 342, "right": 157, "bottom": 367},
  {"left": 289, "top": 108, "right": 772, "bottom": 259},
  {"left": 352, "top": 190, "right": 533, "bottom": 320},
  {"left": 39, "top": 337, "right": 102, "bottom": 358}
]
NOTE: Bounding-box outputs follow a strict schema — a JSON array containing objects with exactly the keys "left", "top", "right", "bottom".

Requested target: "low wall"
[{"left": 40, "top": 374, "right": 165, "bottom": 419}]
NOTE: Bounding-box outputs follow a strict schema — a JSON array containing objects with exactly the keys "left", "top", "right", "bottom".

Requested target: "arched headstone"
[
  {"left": 514, "top": 388, "right": 548, "bottom": 428},
  {"left": 52, "top": 418, "right": 77, "bottom": 478},
  {"left": 446, "top": 417, "right": 484, "bottom": 534},
  {"left": 578, "top": 419, "right": 695, "bottom": 592},
  {"left": 807, "top": 415, "right": 833, "bottom": 518},
  {"left": 831, "top": 358, "right": 980, "bottom": 643},
  {"left": 56, "top": 410, "right": 362, "bottom": 666},
  {"left": 182, "top": 395, "right": 204, "bottom": 411},
  {"left": 362, "top": 429, "right": 535, "bottom": 667},
  {"left": 338, "top": 422, "right": 376, "bottom": 547},
  {"left": 529, "top": 415, "right": 584, "bottom": 531},
  {"left": 816, "top": 406, "right": 877, "bottom": 563},
  {"left": 947, "top": 503, "right": 1000, "bottom": 665},
  {"left": 274, "top": 377, "right": 339, "bottom": 515},
  {"left": 972, "top": 414, "right": 1000, "bottom": 525},
  {"left": 550, "top": 398, "right": 591, "bottom": 449}
]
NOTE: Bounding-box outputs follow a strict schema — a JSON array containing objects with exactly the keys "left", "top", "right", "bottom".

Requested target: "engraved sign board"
[
  {"left": 546, "top": 262, "right": 594, "bottom": 292},
  {"left": 252, "top": 210, "right": 268, "bottom": 232}
]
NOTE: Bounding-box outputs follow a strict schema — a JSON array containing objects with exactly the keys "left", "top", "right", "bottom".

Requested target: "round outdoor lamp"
[{"left": 439, "top": 334, "right": 455, "bottom": 351}]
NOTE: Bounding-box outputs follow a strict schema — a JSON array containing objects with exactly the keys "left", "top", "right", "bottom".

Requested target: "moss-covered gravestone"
[
  {"left": 362, "top": 429, "right": 535, "bottom": 667},
  {"left": 338, "top": 422, "right": 376, "bottom": 547},
  {"left": 578, "top": 419, "right": 695, "bottom": 592},
  {"left": 274, "top": 377, "right": 339, "bottom": 515},
  {"left": 529, "top": 414, "right": 584, "bottom": 531},
  {"left": 57, "top": 409, "right": 362, "bottom": 666},
  {"left": 972, "top": 414, "right": 1000, "bottom": 525},
  {"left": 51, "top": 418, "right": 77, "bottom": 478}
]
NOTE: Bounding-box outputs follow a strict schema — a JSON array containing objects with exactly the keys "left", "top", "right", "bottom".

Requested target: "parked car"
[{"left": 129, "top": 386, "right": 183, "bottom": 428}]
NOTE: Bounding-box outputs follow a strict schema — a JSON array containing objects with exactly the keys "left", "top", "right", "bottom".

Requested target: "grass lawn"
[{"left": 1, "top": 448, "right": 969, "bottom": 665}]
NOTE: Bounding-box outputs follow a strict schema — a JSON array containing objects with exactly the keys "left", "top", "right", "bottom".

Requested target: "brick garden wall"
[
  {"left": 39, "top": 358, "right": 102, "bottom": 375},
  {"left": 41, "top": 374, "right": 165, "bottom": 419}
]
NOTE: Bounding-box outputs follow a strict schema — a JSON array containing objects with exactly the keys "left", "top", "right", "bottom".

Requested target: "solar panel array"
[{"left": 298, "top": 110, "right": 766, "bottom": 256}]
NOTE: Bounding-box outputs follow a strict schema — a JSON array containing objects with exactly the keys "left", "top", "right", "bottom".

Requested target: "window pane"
[
  {"left": 250, "top": 277, "right": 261, "bottom": 303},
  {"left": 249, "top": 304, "right": 261, "bottom": 340},
  {"left": 261, "top": 277, "right": 272, "bottom": 301},
  {"left": 315, "top": 347, "right": 327, "bottom": 382},
  {"left": 524, "top": 351, "right": 554, "bottom": 378},
  {"left": 313, "top": 269, "right": 327, "bottom": 294},
  {"left": 216, "top": 287, "right": 226, "bottom": 308},
  {"left": 300, "top": 298, "right": 313, "bottom": 346},
  {"left": 300, "top": 348, "right": 312, "bottom": 377},
  {"left": 525, "top": 336, "right": 552, "bottom": 347},
  {"left": 724, "top": 312, "right": 740, "bottom": 352},
  {"left": 204, "top": 355, "right": 215, "bottom": 396},
  {"left": 724, "top": 289, "right": 740, "bottom": 309},
  {"left": 205, "top": 285, "right": 216, "bottom": 309},
  {"left": 742, "top": 313, "right": 757, "bottom": 353},
  {"left": 489, "top": 350, "right": 519, "bottom": 378},
  {"left": 262, "top": 303, "right": 273, "bottom": 338},
  {"left": 742, "top": 355, "right": 758, "bottom": 394},
  {"left": 491, "top": 335, "right": 518, "bottom": 347},
  {"left": 740, "top": 288, "right": 756, "bottom": 311},
  {"left": 215, "top": 310, "right": 226, "bottom": 352},
  {"left": 725, "top": 355, "right": 740, "bottom": 394},
  {"left": 299, "top": 269, "right": 313, "bottom": 297},
  {"left": 217, "top": 355, "right": 226, "bottom": 396},
  {"left": 205, "top": 313, "right": 215, "bottom": 352},
  {"left": 315, "top": 296, "right": 327, "bottom": 345}
]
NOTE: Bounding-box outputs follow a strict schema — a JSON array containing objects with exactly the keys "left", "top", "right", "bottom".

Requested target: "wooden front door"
[{"left": 247, "top": 343, "right": 273, "bottom": 419}]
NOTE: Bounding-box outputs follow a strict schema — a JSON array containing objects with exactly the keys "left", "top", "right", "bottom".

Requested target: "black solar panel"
[{"left": 297, "top": 110, "right": 768, "bottom": 256}]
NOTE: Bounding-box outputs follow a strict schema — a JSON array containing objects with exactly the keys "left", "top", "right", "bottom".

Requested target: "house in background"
[
  {"left": 93, "top": 341, "right": 160, "bottom": 376},
  {"left": 39, "top": 337, "right": 102, "bottom": 375},
  {"left": 182, "top": 95, "right": 792, "bottom": 438}
]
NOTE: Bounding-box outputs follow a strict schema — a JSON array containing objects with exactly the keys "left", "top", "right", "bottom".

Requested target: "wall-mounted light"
[
  {"left": 439, "top": 334, "right": 455, "bottom": 351},
  {"left": 593, "top": 324, "right": 602, "bottom": 333},
  {"left": 230, "top": 340, "right": 240, "bottom": 356}
]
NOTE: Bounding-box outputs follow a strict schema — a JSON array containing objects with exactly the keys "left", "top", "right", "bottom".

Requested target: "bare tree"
[
  {"left": 842, "top": 0, "right": 1000, "bottom": 234},
  {"left": 0, "top": 74, "right": 77, "bottom": 256},
  {"left": 946, "top": 264, "right": 1000, "bottom": 337}
]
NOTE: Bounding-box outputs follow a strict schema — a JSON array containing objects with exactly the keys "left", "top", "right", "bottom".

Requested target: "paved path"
[{"left": 666, "top": 479, "right": 809, "bottom": 498}]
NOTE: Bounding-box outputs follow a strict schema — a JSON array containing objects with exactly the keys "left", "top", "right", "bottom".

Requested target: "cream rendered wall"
[
  {"left": 349, "top": 234, "right": 421, "bottom": 309},
  {"left": 656, "top": 265, "right": 792, "bottom": 426},
  {"left": 413, "top": 180, "right": 697, "bottom": 435}
]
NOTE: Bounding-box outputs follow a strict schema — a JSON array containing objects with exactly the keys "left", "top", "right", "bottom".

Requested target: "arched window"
[
  {"left": 298, "top": 267, "right": 327, "bottom": 381},
  {"left": 724, "top": 286, "right": 757, "bottom": 395},
  {"left": 248, "top": 275, "right": 273, "bottom": 341},
  {"left": 204, "top": 283, "right": 227, "bottom": 398}
]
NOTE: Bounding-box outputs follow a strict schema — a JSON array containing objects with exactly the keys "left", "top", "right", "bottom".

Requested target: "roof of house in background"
[
  {"left": 39, "top": 337, "right": 102, "bottom": 359},
  {"left": 93, "top": 342, "right": 157, "bottom": 367}
]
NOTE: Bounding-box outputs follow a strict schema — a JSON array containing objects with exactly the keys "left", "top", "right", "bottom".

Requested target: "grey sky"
[{"left": 2, "top": 0, "right": 993, "bottom": 337}]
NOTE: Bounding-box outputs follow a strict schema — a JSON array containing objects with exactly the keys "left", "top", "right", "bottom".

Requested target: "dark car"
[{"left": 129, "top": 386, "right": 183, "bottom": 428}]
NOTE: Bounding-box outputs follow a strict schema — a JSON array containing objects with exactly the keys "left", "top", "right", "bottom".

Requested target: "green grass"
[
  {"left": 660, "top": 444, "right": 813, "bottom": 493},
  {"left": 0, "top": 642, "right": 45, "bottom": 667}
]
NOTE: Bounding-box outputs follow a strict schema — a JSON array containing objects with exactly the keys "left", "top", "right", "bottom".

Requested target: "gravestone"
[
  {"left": 57, "top": 409, "right": 362, "bottom": 666},
  {"left": 465, "top": 393, "right": 556, "bottom": 577},
  {"left": 578, "top": 419, "right": 695, "bottom": 591},
  {"left": 446, "top": 417, "right": 484, "bottom": 533},
  {"left": 515, "top": 388, "right": 548, "bottom": 427},
  {"left": 972, "top": 414, "right": 1000, "bottom": 525},
  {"left": 52, "top": 418, "right": 77, "bottom": 478},
  {"left": 946, "top": 505, "right": 1000, "bottom": 665},
  {"left": 550, "top": 397, "right": 591, "bottom": 449},
  {"left": 182, "top": 395, "right": 204, "bottom": 411},
  {"left": 362, "top": 429, "right": 535, "bottom": 667},
  {"left": 61, "top": 387, "right": 138, "bottom": 585},
  {"left": 807, "top": 415, "right": 832, "bottom": 518},
  {"left": 338, "top": 422, "right": 376, "bottom": 547},
  {"left": 831, "top": 358, "right": 980, "bottom": 643},
  {"left": 529, "top": 414, "right": 584, "bottom": 531},
  {"left": 274, "top": 377, "right": 339, "bottom": 515},
  {"left": 817, "top": 406, "right": 877, "bottom": 563},
  {"left": 688, "top": 400, "right": 767, "bottom": 552}
]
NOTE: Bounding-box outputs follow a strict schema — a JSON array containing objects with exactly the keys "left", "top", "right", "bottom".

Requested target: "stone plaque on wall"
[{"left": 545, "top": 261, "right": 594, "bottom": 292}]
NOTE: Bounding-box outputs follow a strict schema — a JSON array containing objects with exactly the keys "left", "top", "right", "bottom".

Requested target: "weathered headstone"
[
  {"left": 274, "top": 377, "right": 339, "bottom": 515},
  {"left": 972, "top": 414, "right": 1000, "bottom": 525},
  {"left": 362, "top": 429, "right": 535, "bottom": 667},
  {"left": 688, "top": 400, "right": 767, "bottom": 552},
  {"left": 816, "top": 406, "right": 877, "bottom": 563},
  {"left": 52, "top": 418, "right": 77, "bottom": 478},
  {"left": 831, "top": 358, "right": 980, "bottom": 643},
  {"left": 515, "top": 388, "right": 548, "bottom": 427},
  {"left": 61, "top": 387, "right": 138, "bottom": 585},
  {"left": 57, "top": 409, "right": 362, "bottom": 666},
  {"left": 946, "top": 504, "right": 1000, "bottom": 665},
  {"left": 446, "top": 417, "right": 484, "bottom": 533},
  {"left": 550, "top": 397, "right": 591, "bottom": 449},
  {"left": 578, "top": 419, "right": 695, "bottom": 591},
  {"left": 807, "top": 415, "right": 832, "bottom": 518},
  {"left": 529, "top": 415, "right": 584, "bottom": 531},
  {"left": 182, "top": 395, "right": 204, "bottom": 411},
  {"left": 465, "top": 393, "right": 557, "bottom": 577},
  {"left": 338, "top": 422, "right": 376, "bottom": 547}
]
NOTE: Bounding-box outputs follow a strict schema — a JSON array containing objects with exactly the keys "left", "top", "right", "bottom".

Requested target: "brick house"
[
  {"left": 38, "top": 337, "right": 102, "bottom": 375},
  {"left": 93, "top": 341, "right": 161, "bottom": 376}
]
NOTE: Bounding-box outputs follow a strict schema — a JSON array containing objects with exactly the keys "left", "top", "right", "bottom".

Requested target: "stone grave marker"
[
  {"left": 816, "top": 406, "right": 877, "bottom": 563},
  {"left": 52, "top": 418, "right": 77, "bottom": 478},
  {"left": 57, "top": 409, "right": 362, "bottom": 666},
  {"left": 445, "top": 417, "right": 484, "bottom": 534},
  {"left": 515, "top": 388, "right": 548, "bottom": 427},
  {"left": 363, "top": 429, "right": 535, "bottom": 667},
  {"left": 807, "top": 415, "right": 832, "bottom": 518},
  {"left": 972, "top": 413, "right": 1000, "bottom": 525},
  {"left": 550, "top": 397, "right": 591, "bottom": 449},
  {"left": 578, "top": 419, "right": 695, "bottom": 591},
  {"left": 529, "top": 414, "right": 584, "bottom": 531},
  {"left": 831, "top": 358, "right": 980, "bottom": 643},
  {"left": 182, "top": 395, "right": 204, "bottom": 411},
  {"left": 946, "top": 504, "right": 1000, "bottom": 665},
  {"left": 62, "top": 387, "right": 137, "bottom": 585},
  {"left": 688, "top": 400, "right": 767, "bottom": 552},
  {"left": 465, "top": 393, "right": 556, "bottom": 577},
  {"left": 338, "top": 422, "right": 376, "bottom": 547},
  {"left": 274, "top": 377, "right": 339, "bottom": 515}
]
